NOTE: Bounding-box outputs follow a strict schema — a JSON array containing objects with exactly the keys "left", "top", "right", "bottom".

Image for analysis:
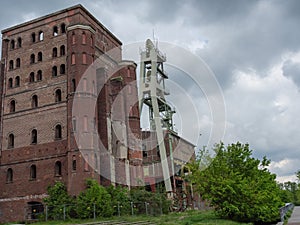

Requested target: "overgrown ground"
[{"left": 6, "top": 210, "right": 253, "bottom": 225}]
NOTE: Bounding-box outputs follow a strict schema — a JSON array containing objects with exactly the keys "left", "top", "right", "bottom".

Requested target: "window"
[
  {"left": 8, "top": 133, "right": 14, "bottom": 148},
  {"left": 55, "top": 124, "right": 62, "bottom": 139},
  {"left": 142, "top": 144, "right": 147, "bottom": 158},
  {"left": 52, "top": 66, "right": 57, "bottom": 77},
  {"left": 72, "top": 117, "right": 76, "bottom": 132},
  {"left": 37, "top": 52, "right": 42, "bottom": 62},
  {"left": 60, "top": 64, "right": 65, "bottom": 74},
  {"left": 55, "top": 161, "right": 62, "bottom": 176},
  {"left": 82, "top": 52, "right": 87, "bottom": 64},
  {"left": 37, "top": 70, "right": 42, "bottom": 81},
  {"left": 32, "top": 95, "right": 38, "bottom": 108},
  {"left": 53, "top": 26, "right": 58, "bottom": 36},
  {"left": 16, "top": 58, "right": 20, "bottom": 68},
  {"left": 17, "top": 37, "right": 22, "bottom": 48},
  {"left": 9, "top": 100, "right": 15, "bottom": 113},
  {"left": 71, "top": 79, "right": 76, "bottom": 92},
  {"left": 60, "top": 45, "right": 65, "bottom": 56},
  {"left": 71, "top": 53, "right": 76, "bottom": 64},
  {"left": 61, "top": 23, "right": 66, "bottom": 34},
  {"left": 30, "top": 54, "right": 35, "bottom": 64},
  {"left": 31, "top": 129, "right": 37, "bottom": 144},
  {"left": 39, "top": 31, "right": 44, "bottom": 41},
  {"left": 10, "top": 40, "right": 15, "bottom": 50},
  {"left": 8, "top": 78, "right": 13, "bottom": 88},
  {"left": 6, "top": 168, "right": 13, "bottom": 183},
  {"left": 72, "top": 155, "right": 77, "bottom": 170},
  {"left": 82, "top": 32, "right": 86, "bottom": 44},
  {"left": 72, "top": 32, "right": 76, "bottom": 44},
  {"left": 30, "top": 165, "right": 36, "bottom": 180},
  {"left": 9, "top": 60, "right": 13, "bottom": 70},
  {"left": 52, "top": 47, "right": 57, "bottom": 57},
  {"left": 31, "top": 33, "right": 36, "bottom": 43},
  {"left": 29, "top": 72, "right": 35, "bottom": 83},
  {"left": 15, "top": 76, "right": 20, "bottom": 87},
  {"left": 55, "top": 89, "right": 62, "bottom": 102},
  {"left": 83, "top": 116, "right": 88, "bottom": 132}
]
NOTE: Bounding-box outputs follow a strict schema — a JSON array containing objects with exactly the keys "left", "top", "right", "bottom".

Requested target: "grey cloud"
[{"left": 282, "top": 60, "right": 300, "bottom": 88}]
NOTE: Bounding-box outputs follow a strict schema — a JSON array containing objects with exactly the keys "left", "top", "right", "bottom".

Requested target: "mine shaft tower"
[{"left": 139, "top": 39, "right": 176, "bottom": 194}]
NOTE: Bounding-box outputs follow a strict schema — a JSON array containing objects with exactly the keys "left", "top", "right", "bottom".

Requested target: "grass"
[{"left": 6, "top": 210, "right": 252, "bottom": 225}]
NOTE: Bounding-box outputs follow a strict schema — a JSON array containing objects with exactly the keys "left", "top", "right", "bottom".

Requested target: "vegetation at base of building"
[
  {"left": 43, "top": 179, "right": 171, "bottom": 220},
  {"left": 188, "top": 142, "right": 284, "bottom": 224}
]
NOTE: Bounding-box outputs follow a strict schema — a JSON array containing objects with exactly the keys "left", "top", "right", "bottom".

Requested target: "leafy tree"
[
  {"left": 76, "top": 179, "right": 113, "bottom": 218},
  {"left": 44, "top": 181, "right": 75, "bottom": 220},
  {"left": 106, "top": 185, "right": 131, "bottom": 215},
  {"left": 189, "top": 142, "right": 283, "bottom": 224}
]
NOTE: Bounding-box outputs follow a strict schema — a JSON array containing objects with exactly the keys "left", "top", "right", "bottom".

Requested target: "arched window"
[
  {"left": 71, "top": 79, "right": 76, "bottom": 92},
  {"left": 60, "top": 64, "right": 65, "bottom": 74},
  {"left": 30, "top": 54, "right": 35, "bottom": 64},
  {"left": 83, "top": 115, "right": 88, "bottom": 132},
  {"left": 6, "top": 168, "right": 13, "bottom": 183},
  {"left": 31, "top": 129, "right": 37, "bottom": 144},
  {"left": 53, "top": 26, "right": 58, "bottom": 36},
  {"left": 31, "top": 33, "right": 36, "bottom": 43},
  {"left": 52, "top": 47, "right": 57, "bottom": 57},
  {"left": 16, "top": 58, "right": 21, "bottom": 68},
  {"left": 39, "top": 31, "right": 44, "bottom": 41},
  {"left": 61, "top": 23, "right": 66, "bottom": 34},
  {"left": 37, "top": 70, "right": 42, "bottom": 81},
  {"left": 9, "top": 100, "right": 15, "bottom": 113},
  {"left": 52, "top": 66, "right": 57, "bottom": 77},
  {"left": 8, "top": 78, "right": 13, "bottom": 88},
  {"left": 9, "top": 60, "right": 13, "bottom": 70},
  {"left": 8, "top": 133, "right": 14, "bottom": 148},
  {"left": 10, "top": 40, "right": 15, "bottom": 50},
  {"left": 55, "top": 124, "right": 62, "bottom": 139},
  {"left": 37, "top": 52, "right": 42, "bottom": 62},
  {"left": 30, "top": 165, "right": 36, "bottom": 180},
  {"left": 82, "top": 32, "right": 86, "bottom": 44},
  {"left": 31, "top": 95, "right": 38, "bottom": 108},
  {"left": 17, "top": 37, "right": 22, "bottom": 48},
  {"left": 82, "top": 52, "right": 87, "bottom": 64},
  {"left": 71, "top": 53, "right": 76, "bottom": 64},
  {"left": 72, "top": 32, "right": 76, "bottom": 44},
  {"left": 15, "top": 76, "right": 20, "bottom": 87},
  {"left": 55, "top": 161, "right": 62, "bottom": 176},
  {"left": 55, "top": 89, "right": 62, "bottom": 102},
  {"left": 60, "top": 45, "right": 65, "bottom": 56},
  {"left": 29, "top": 72, "right": 35, "bottom": 83}
]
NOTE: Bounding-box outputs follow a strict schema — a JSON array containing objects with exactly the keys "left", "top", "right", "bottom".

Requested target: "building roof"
[{"left": 1, "top": 4, "right": 122, "bottom": 45}]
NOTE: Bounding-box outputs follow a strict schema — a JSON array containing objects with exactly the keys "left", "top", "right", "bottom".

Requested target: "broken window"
[
  {"left": 16, "top": 58, "right": 20, "bottom": 68},
  {"left": 10, "top": 40, "right": 15, "bottom": 50},
  {"left": 53, "top": 26, "right": 58, "bottom": 36},
  {"left": 60, "top": 64, "right": 65, "bottom": 74},
  {"left": 31, "top": 129, "right": 37, "bottom": 144},
  {"left": 37, "top": 70, "right": 42, "bottom": 81},
  {"left": 52, "top": 66, "right": 57, "bottom": 77},
  {"left": 9, "top": 100, "right": 15, "bottom": 113},
  {"left": 29, "top": 72, "right": 35, "bottom": 83},
  {"left": 8, "top": 133, "right": 14, "bottom": 148},
  {"left": 9, "top": 60, "right": 13, "bottom": 70},
  {"left": 30, "top": 165, "right": 36, "bottom": 180},
  {"left": 60, "top": 45, "right": 65, "bottom": 56},
  {"left": 37, "top": 52, "right": 42, "bottom": 62},
  {"left": 31, "top": 95, "right": 38, "bottom": 108},
  {"left": 8, "top": 78, "right": 13, "bottom": 89},
  {"left": 55, "top": 161, "right": 62, "bottom": 176},
  {"left": 55, "top": 89, "right": 62, "bottom": 102},
  {"left": 55, "top": 124, "right": 62, "bottom": 139},
  {"left": 30, "top": 54, "right": 35, "bottom": 64},
  {"left": 15, "top": 76, "right": 20, "bottom": 87},
  {"left": 52, "top": 47, "right": 57, "bottom": 57},
  {"left": 6, "top": 168, "right": 13, "bottom": 183},
  {"left": 17, "top": 37, "right": 22, "bottom": 48},
  {"left": 31, "top": 33, "right": 36, "bottom": 43},
  {"left": 61, "top": 23, "right": 66, "bottom": 34},
  {"left": 39, "top": 31, "right": 44, "bottom": 41}
]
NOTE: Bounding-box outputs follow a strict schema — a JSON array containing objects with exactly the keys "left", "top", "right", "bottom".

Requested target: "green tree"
[
  {"left": 189, "top": 142, "right": 283, "bottom": 223},
  {"left": 106, "top": 185, "right": 131, "bottom": 215},
  {"left": 76, "top": 179, "right": 113, "bottom": 218},
  {"left": 44, "top": 181, "right": 75, "bottom": 220}
]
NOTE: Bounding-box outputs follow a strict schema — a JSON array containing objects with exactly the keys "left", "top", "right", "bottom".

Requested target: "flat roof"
[{"left": 1, "top": 4, "right": 122, "bottom": 45}]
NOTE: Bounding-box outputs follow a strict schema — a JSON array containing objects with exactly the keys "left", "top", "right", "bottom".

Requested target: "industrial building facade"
[{"left": 0, "top": 5, "right": 195, "bottom": 223}]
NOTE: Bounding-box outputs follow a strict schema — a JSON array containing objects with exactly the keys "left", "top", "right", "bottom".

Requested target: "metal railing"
[{"left": 279, "top": 202, "right": 294, "bottom": 222}]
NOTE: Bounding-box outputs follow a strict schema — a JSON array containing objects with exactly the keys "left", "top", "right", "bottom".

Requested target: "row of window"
[
  {"left": 9, "top": 46, "right": 65, "bottom": 70},
  {"left": 6, "top": 161, "right": 62, "bottom": 183},
  {"left": 9, "top": 89, "right": 62, "bottom": 113},
  {"left": 8, "top": 125, "right": 62, "bottom": 149},
  {"left": 72, "top": 31, "right": 93, "bottom": 46},
  {"left": 8, "top": 65, "right": 66, "bottom": 89},
  {"left": 9, "top": 23, "right": 66, "bottom": 51}
]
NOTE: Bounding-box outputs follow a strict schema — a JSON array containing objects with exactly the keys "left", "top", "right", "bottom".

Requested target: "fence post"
[
  {"left": 145, "top": 202, "right": 148, "bottom": 216},
  {"left": 45, "top": 205, "right": 48, "bottom": 221},
  {"left": 93, "top": 203, "right": 96, "bottom": 220},
  {"left": 131, "top": 202, "right": 134, "bottom": 216},
  {"left": 63, "top": 204, "right": 66, "bottom": 220}
]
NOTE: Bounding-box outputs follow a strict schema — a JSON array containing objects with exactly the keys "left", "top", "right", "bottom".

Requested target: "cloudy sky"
[{"left": 1, "top": 0, "right": 300, "bottom": 182}]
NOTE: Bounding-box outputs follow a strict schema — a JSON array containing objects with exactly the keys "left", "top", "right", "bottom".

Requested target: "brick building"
[
  {"left": 0, "top": 4, "right": 142, "bottom": 222},
  {"left": 0, "top": 4, "right": 195, "bottom": 223}
]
